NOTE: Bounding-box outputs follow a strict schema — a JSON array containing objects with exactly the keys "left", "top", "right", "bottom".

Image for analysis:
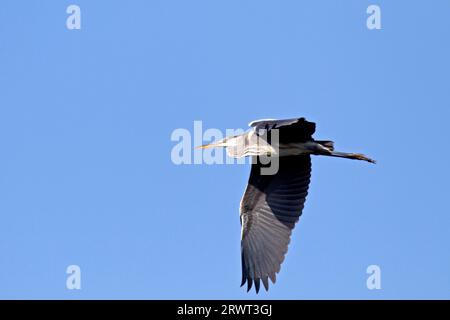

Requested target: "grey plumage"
[
  {"left": 199, "top": 117, "right": 375, "bottom": 293},
  {"left": 240, "top": 155, "right": 311, "bottom": 293}
]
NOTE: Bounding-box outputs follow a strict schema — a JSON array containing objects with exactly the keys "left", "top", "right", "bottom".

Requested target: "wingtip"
[
  {"left": 254, "top": 278, "right": 260, "bottom": 294},
  {"left": 262, "top": 276, "right": 269, "bottom": 291},
  {"left": 241, "top": 277, "right": 268, "bottom": 293},
  {"left": 246, "top": 279, "right": 253, "bottom": 292},
  {"left": 269, "top": 272, "right": 276, "bottom": 284}
]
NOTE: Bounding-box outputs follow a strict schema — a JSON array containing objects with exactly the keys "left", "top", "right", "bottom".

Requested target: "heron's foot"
[{"left": 352, "top": 153, "right": 376, "bottom": 164}]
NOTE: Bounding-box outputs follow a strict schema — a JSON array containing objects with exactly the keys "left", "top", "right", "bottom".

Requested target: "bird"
[{"left": 198, "top": 117, "right": 375, "bottom": 293}]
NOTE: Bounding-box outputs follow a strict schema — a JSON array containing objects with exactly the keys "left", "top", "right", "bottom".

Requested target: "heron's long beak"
[{"left": 195, "top": 141, "right": 226, "bottom": 149}]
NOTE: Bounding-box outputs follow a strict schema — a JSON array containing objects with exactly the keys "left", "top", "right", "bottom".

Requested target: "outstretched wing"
[
  {"left": 249, "top": 117, "right": 316, "bottom": 143},
  {"left": 239, "top": 155, "right": 311, "bottom": 293}
]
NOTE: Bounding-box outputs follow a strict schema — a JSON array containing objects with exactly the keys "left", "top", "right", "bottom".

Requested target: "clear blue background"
[{"left": 1, "top": 0, "right": 449, "bottom": 299}]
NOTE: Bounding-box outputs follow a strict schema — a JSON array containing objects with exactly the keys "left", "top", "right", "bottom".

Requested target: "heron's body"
[{"left": 199, "top": 117, "right": 375, "bottom": 293}]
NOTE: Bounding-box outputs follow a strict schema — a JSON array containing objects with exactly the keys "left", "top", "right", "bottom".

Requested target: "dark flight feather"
[
  {"left": 250, "top": 117, "right": 316, "bottom": 144},
  {"left": 240, "top": 155, "right": 312, "bottom": 293}
]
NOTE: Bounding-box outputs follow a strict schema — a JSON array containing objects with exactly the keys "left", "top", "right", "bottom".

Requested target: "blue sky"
[{"left": 0, "top": 0, "right": 449, "bottom": 299}]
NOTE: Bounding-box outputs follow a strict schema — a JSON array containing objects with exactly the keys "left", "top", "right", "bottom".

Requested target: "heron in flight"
[{"left": 199, "top": 117, "right": 375, "bottom": 293}]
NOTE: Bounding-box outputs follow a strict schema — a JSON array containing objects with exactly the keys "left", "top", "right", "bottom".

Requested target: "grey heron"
[{"left": 199, "top": 117, "right": 375, "bottom": 293}]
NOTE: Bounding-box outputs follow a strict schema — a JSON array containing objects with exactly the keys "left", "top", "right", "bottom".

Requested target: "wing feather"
[
  {"left": 240, "top": 155, "right": 311, "bottom": 293},
  {"left": 249, "top": 117, "right": 316, "bottom": 144}
]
